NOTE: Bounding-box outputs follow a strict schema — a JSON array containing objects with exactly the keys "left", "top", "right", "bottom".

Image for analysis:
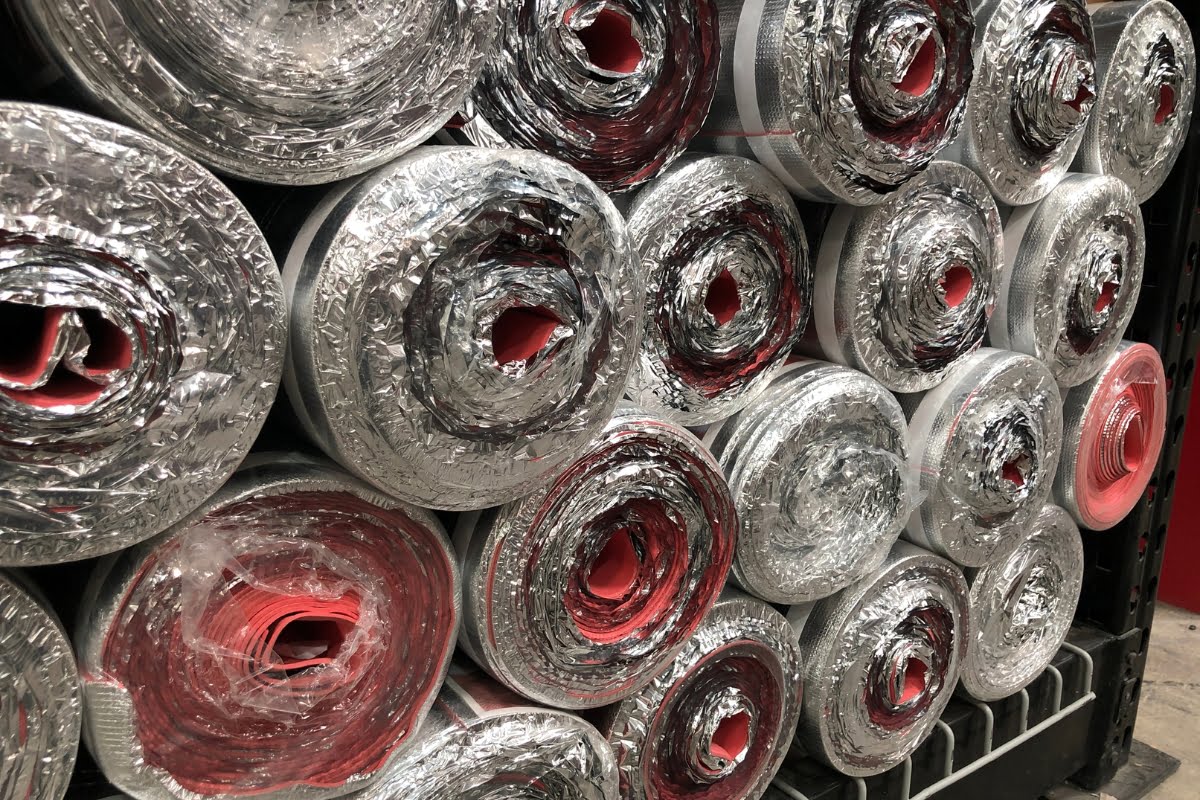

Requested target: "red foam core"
[
  {"left": 939, "top": 265, "right": 974, "bottom": 308},
  {"left": 709, "top": 712, "right": 751, "bottom": 763},
  {"left": 17, "top": 703, "right": 26, "bottom": 748},
  {"left": 1156, "top": 84, "right": 1177, "bottom": 126},
  {"left": 493, "top": 306, "right": 561, "bottom": 366},
  {"left": 586, "top": 530, "right": 639, "bottom": 601},
  {"left": 899, "top": 660, "right": 927, "bottom": 704},
  {"left": 266, "top": 613, "right": 357, "bottom": 675},
  {"left": 565, "top": 6, "right": 644, "bottom": 75},
  {"left": 1094, "top": 282, "right": 1118, "bottom": 313},
  {"left": 1123, "top": 416, "right": 1147, "bottom": 473},
  {"left": 706, "top": 269, "right": 742, "bottom": 326},
  {"left": 1003, "top": 458, "right": 1027, "bottom": 488},
  {"left": 896, "top": 36, "right": 937, "bottom": 96},
  {"left": 1066, "top": 81, "right": 1094, "bottom": 113}
]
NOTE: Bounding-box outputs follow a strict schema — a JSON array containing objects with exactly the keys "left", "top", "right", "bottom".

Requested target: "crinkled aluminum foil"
[
  {"left": 464, "top": 0, "right": 718, "bottom": 192},
  {"left": 11, "top": 0, "right": 497, "bottom": 185},
  {"left": 0, "top": 102, "right": 285, "bottom": 567},
  {"left": 961, "top": 503, "right": 1082, "bottom": 702},
  {"left": 0, "top": 571, "right": 81, "bottom": 800},
  {"left": 456, "top": 406, "right": 736, "bottom": 709},
  {"left": 283, "top": 146, "right": 641, "bottom": 511},
  {"left": 945, "top": 0, "right": 1097, "bottom": 206},
  {"left": 796, "top": 541, "right": 969, "bottom": 777},
  {"left": 701, "top": 0, "right": 975, "bottom": 205},
  {"left": 1056, "top": 341, "right": 1167, "bottom": 531},
  {"left": 75, "top": 456, "right": 460, "bottom": 800},
  {"left": 623, "top": 155, "right": 812, "bottom": 426},
  {"left": 596, "top": 590, "right": 803, "bottom": 800},
  {"left": 813, "top": 161, "right": 1003, "bottom": 393},
  {"left": 1075, "top": 0, "right": 1196, "bottom": 202},
  {"left": 992, "top": 173, "right": 1144, "bottom": 388},
  {"left": 707, "top": 361, "right": 909, "bottom": 605},
  {"left": 904, "top": 348, "right": 1064, "bottom": 568}
]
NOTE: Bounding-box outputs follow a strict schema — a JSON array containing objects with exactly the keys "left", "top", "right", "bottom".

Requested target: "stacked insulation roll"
[{"left": 74, "top": 456, "right": 460, "bottom": 800}]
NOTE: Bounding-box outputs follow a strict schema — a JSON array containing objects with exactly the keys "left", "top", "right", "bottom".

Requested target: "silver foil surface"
[
  {"left": 0, "top": 102, "right": 285, "bottom": 567},
  {"left": 456, "top": 407, "right": 737, "bottom": 709},
  {"left": 75, "top": 456, "right": 460, "bottom": 800},
  {"left": 796, "top": 542, "right": 970, "bottom": 777},
  {"left": 813, "top": 161, "right": 1004, "bottom": 393},
  {"left": 707, "top": 361, "right": 910, "bottom": 605},
  {"left": 1075, "top": 0, "right": 1196, "bottom": 202},
  {"left": 12, "top": 0, "right": 497, "bottom": 185},
  {"left": 0, "top": 571, "right": 81, "bottom": 800},
  {"left": 702, "top": 0, "right": 975, "bottom": 205},
  {"left": 961, "top": 503, "right": 1083, "bottom": 702},
  {"left": 904, "top": 348, "right": 1064, "bottom": 568},
  {"left": 993, "top": 173, "right": 1144, "bottom": 388},
  {"left": 597, "top": 590, "right": 803, "bottom": 800},
  {"left": 624, "top": 155, "right": 812, "bottom": 426},
  {"left": 283, "top": 146, "right": 641, "bottom": 511}
]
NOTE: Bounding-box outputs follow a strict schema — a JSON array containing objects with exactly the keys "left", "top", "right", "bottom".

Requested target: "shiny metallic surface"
[
  {"left": 707, "top": 361, "right": 909, "bottom": 605},
  {"left": 0, "top": 102, "right": 285, "bottom": 567},
  {"left": 624, "top": 155, "right": 812, "bottom": 426},
  {"left": 905, "top": 349, "right": 1064, "bottom": 568},
  {"left": 283, "top": 146, "right": 641, "bottom": 511},
  {"left": 814, "top": 161, "right": 1003, "bottom": 393},
  {"left": 12, "top": 0, "right": 496, "bottom": 185}
]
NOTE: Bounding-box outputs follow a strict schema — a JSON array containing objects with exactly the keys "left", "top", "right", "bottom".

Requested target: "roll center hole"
[
  {"left": 895, "top": 36, "right": 937, "bottom": 96},
  {"left": 586, "top": 529, "right": 639, "bottom": 600},
  {"left": 706, "top": 269, "right": 742, "bottom": 326},
  {"left": 1122, "top": 414, "right": 1146, "bottom": 473},
  {"left": 1065, "top": 81, "right": 1094, "bottom": 113},
  {"left": 1156, "top": 83, "right": 1177, "bottom": 126},
  {"left": 566, "top": 6, "right": 643, "bottom": 76},
  {"left": 1094, "top": 281, "right": 1118, "bottom": 313},
  {"left": 939, "top": 265, "right": 973, "bottom": 308},
  {"left": 1003, "top": 455, "right": 1029, "bottom": 488},
  {"left": 270, "top": 616, "right": 353, "bottom": 673},
  {"left": 492, "top": 305, "right": 561, "bottom": 366},
  {"left": 898, "top": 660, "right": 927, "bottom": 704},
  {"left": 709, "top": 712, "right": 751, "bottom": 763}
]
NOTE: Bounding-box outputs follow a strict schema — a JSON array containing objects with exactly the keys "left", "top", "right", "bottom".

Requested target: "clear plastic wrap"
[
  {"left": 74, "top": 456, "right": 460, "bottom": 800},
  {"left": 0, "top": 102, "right": 285, "bottom": 567}
]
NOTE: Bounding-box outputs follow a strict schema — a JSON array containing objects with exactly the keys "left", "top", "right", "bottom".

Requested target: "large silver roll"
[
  {"left": 624, "top": 155, "right": 812, "bottom": 426},
  {"left": 75, "top": 456, "right": 460, "bottom": 800},
  {"left": 456, "top": 407, "right": 737, "bottom": 709},
  {"left": 961, "top": 504, "right": 1083, "bottom": 702},
  {"left": 947, "top": 0, "right": 1097, "bottom": 206},
  {"left": 796, "top": 542, "right": 970, "bottom": 777},
  {"left": 813, "top": 161, "right": 1004, "bottom": 393},
  {"left": 0, "top": 102, "right": 285, "bottom": 567},
  {"left": 993, "top": 173, "right": 1144, "bottom": 388},
  {"left": 701, "top": 0, "right": 975, "bottom": 205},
  {"left": 905, "top": 348, "right": 1064, "bottom": 568},
  {"left": 596, "top": 591, "right": 803, "bottom": 800},
  {"left": 0, "top": 571, "right": 80, "bottom": 800},
  {"left": 707, "top": 361, "right": 910, "bottom": 605},
  {"left": 1075, "top": 1, "right": 1196, "bottom": 202},
  {"left": 283, "top": 146, "right": 641, "bottom": 511},
  {"left": 11, "top": 0, "right": 496, "bottom": 185}
]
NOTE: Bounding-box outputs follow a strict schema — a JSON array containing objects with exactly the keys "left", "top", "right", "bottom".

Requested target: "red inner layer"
[
  {"left": 939, "top": 265, "right": 973, "bottom": 308},
  {"left": 1094, "top": 282, "right": 1118, "bottom": 313},
  {"left": 899, "top": 660, "right": 927, "bottom": 704},
  {"left": 1156, "top": 84, "right": 1177, "bottom": 126},
  {"left": 709, "top": 712, "right": 751, "bottom": 762},
  {"left": 1065, "top": 82, "right": 1094, "bottom": 113},
  {"left": 586, "top": 530, "right": 640, "bottom": 601},
  {"left": 896, "top": 37, "right": 937, "bottom": 96},
  {"left": 1122, "top": 416, "right": 1147, "bottom": 473},
  {"left": 493, "top": 306, "right": 560, "bottom": 366},
  {"left": 268, "top": 616, "right": 356, "bottom": 674},
  {"left": 1003, "top": 458, "right": 1027, "bottom": 488},
  {"left": 566, "top": 7, "right": 644, "bottom": 75},
  {"left": 705, "top": 269, "right": 742, "bottom": 326}
]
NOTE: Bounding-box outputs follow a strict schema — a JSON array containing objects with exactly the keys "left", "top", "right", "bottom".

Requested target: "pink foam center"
[
  {"left": 493, "top": 306, "right": 561, "bottom": 366},
  {"left": 1094, "top": 282, "right": 1118, "bottom": 313},
  {"left": 899, "top": 660, "right": 927, "bottom": 704},
  {"left": 566, "top": 6, "right": 643, "bottom": 75},
  {"left": 586, "top": 530, "right": 639, "bottom": 601},
  {"left": 1122, "top": 415, "right": 1147, "bottom": 473},
  {"left": 1003, "top": 458, "right": 1027, "bottom": 488},
  {"left": 709, "top": 712, "right": 751, "bottom": 762},
  {"left": 939, "top": 265, "right": 974, "bottom": 308},
  {"left": 1156, "top": 84, "right": 1177, "bottom": 126},
  {"left": 706, "top": 269, "right": 742, "bottom": 326},
  {"left": 896, "top": 36, "right": 938, "bottom": 96}
]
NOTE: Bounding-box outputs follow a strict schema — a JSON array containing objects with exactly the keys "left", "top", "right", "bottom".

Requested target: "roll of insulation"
[
  {"left": 701, "top": 0, "right": 975, "bottom": 205},
  {"left": 0, "top": 102, "right": 285, "bottom": 567},
  {"left": 1076, "top": 0, "right": 1196, "bottom": 202},
  {"left": 796, "top": 542, "right": 970, "bottom": 777},
  {"left": 707, "top": 361, "right": 910, "bottom": 605},
  {"left": 10, "top": 0, "right": 496, "bottom": 185},
  {"left": 0, "top": 571, "right": 80, "bottom": 800},
  {"left": 464, "top": 0, "right": 718, "bottom": 191},
  {"left": 624, "top": 155, "right": 812, "bottom": 426},
  {"left": 456, "top": 407, "right": 737, "bottom": 709},
  {"left": 947, "top": 0, "right": 1097, "bottom": 206},
  {"left": 960, "top": 504, "right": 1083, "bottom": 701},
  {"left": 905, "top": 348, "right": 1064, "bottom": 568},
  {"left": 75, "top": 456, "right": 460, "bottom": 800},
  {"left": 1055, "top": 341, "right": 1166, "bottom": 531},
  {"left": 813, "top": 161, "right": 1004, "bottom": 393},
  {"left": 283, "top": 146, "right": 641, "bottom": 511},
  {"left": 992, "top": 173, "right": 1144, "bottom": 388},
  {"left": 596, "top": 591, "right": 802, "bottom": 800}
]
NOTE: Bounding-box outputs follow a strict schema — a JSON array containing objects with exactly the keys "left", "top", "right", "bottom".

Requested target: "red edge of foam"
[
  {"left": 564, "top": 6, "right": 644, "bottom": 75},
  {"left": 896, "top": 36, "right": 938, "bottom": 96},
  {"left": 709, "top": 712, "right": 751, "bottom": 762},
  {"left": 706, "top": 269, "right": 742, "bottom": 326},
  {"left": 586, "top": 530, "right": 640, "bottom": 601},
  {"left": 493, "top": 306, "right": 561, "bottom": 366}
]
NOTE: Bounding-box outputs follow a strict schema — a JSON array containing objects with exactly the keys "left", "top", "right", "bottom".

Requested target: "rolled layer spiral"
[
  {"left": 623, "top": 155, "right": 812, "bottom": 426},
  {"left": 707, "top": 361, "right": 910, "bottom": 605},
  {"left": 814, "top": 161, "right": 1004, "bottom": 394},
  {"left": 283, "top": 146, "right": 641, "bottom": 511},
  {"left": 1055, "top": 341, "right": 1167, "bottom": 531},
  {"left": 1075, "top": 0, "right": 1196, "bottom": 202},
  {"left": 75, "top": 457, "right": 460, "bottom": 800},
  {"left": 701, "top": 0, "right": 975, "bottom": 204},
  {"left": 597, "top": 591, "right": 803, "bottom": 800},
  {"left": 10, "top": 0, "right": 497, "bottom": 185},
  {"left": 0, "top": 572, "right": 80, "bottom": 800},
  {"left": 0, "top": 102, "right": 285, "bottom": 567},
  {"left": 904, "top": 348, "right": 1064, "bottom": 568},
  {"left": 796, "top": 542, "right": 970, "bottom": 777},
  {"left": 993, "top": 173, "right": 1144, "bottom": 388},
  {"left": 961, "top": 504, "right": 1083, "bottom": 702},
  {"left": 946, "top": 0, "right": 1097, "bottom": 206},
  {"left": 456, "top": 407, "right": 737, "bottom": 708},
  {"left": 464, "top": 0, "right": 718, "bottom": 191}
]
